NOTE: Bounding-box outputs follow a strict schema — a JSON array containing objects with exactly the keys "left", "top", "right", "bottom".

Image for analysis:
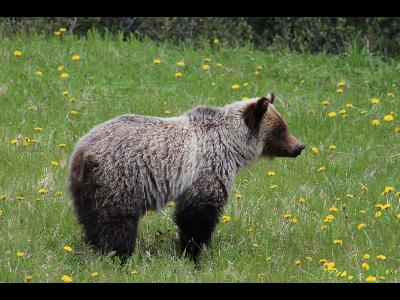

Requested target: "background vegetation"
[{"left": 1, "top": 17, "right": 400, "bottom": 57}]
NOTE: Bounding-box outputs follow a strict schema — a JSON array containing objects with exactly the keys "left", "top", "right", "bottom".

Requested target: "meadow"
[{"left": 0, "top": 31, "right": 399, "bottom": 283}]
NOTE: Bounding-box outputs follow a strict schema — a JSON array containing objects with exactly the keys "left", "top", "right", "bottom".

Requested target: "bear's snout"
[{"left": 289, "top": 143, "right": 305, "bottom": 157}]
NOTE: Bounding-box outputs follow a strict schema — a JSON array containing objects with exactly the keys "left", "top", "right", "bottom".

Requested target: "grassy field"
[{"left": 0, "top": 31, "right": 399, "bottom": 283}]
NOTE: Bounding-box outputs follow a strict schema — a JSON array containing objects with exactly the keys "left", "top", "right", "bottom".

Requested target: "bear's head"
[{"left": 243, "top": 92, "right": 305, "bottom": 158}]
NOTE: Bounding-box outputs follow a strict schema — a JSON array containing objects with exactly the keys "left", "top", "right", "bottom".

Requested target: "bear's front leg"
[{"left": 174, "top": 177, "right": 228, "bottom": 263}]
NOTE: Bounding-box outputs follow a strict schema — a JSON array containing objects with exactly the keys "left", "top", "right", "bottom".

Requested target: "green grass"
[{"left": 0, "top": 31, "right": 399, "bottom": 283}]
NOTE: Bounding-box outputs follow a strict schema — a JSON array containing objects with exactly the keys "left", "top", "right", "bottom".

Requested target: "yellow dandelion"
[
  {"left": 24, "top": 275, "right": 33, "bottom": 281},
  {"left": 364, "top": 254, "right": 370, "bottom": 259},
  {"left": 55, "top": 191, "right": 63, "bottom": 197},
  {"left": 216, "top": 63, "right": 223, "bottom": 68},
  {"left": 345, "top": 194, "right": 354, "bottom": 199},
  {"left": 242, "top": 97, "right": 249, "bottom": 101},
  {"left": 321, "top": 100, "right": 330, "bottom": 106},
  {"left": 324, "top": 215, "right": 335, "bottom": 223},
  {"left": 387, "top": 92, "right": 394, "bottom": 97},
  {"left": 58, "top": 143, "right": 66, "bottom": 148},
  {"left": 16, "top": 251, "right": 25, "bottom": 257},
  {"left": 300, "top": 79, "right": 305, "bottom": 84},
  {"left": 371, "top": 98, "right": 380, "bottom": 104},
  {"left": 11, "top": 139, "right": 18, "bottom": 145},
  {"left": 361, "top": 185, "right": 368, "bottom": 192},
  {"left": 69, "top": 110, "right": 78, "bottom": 116},
  {"left": 347, "top": 275, "right": 354, "bottom": 280},
  {"left": 333, "top": 239, "right": 343, "bottom": 245},
  {"left": 90, "top": 272, "right": 99, "bottom": 277},
  {"left": 328, "top": 145, "right": 336, "bottom": 150},
  {"left": 317, "top": 166, "right": 326, "bottom": 173},
  {"left": 131, "top": 270, "right": 139, "bottom": 275},
  {"left": 345, "top": 103, "right": 353, "bottom": 108},
  {"left": 201, "top": 64, "right": 210, "bottom": 70},
  {"left": 357, "top": 223, "right": 366, "bottom": 230},
  {"left": 203, "top": 58, "right": 211, "bottom": 63},
  {"left": 294, "top": 259, "right": 301, "bottom": 266},
  {"left": 311, "top": 146, "right": 319, "bottom": 153},
  {"left": 362, "top": 262, "right": 370, "bottom": 270},
  {"left": 54, "top": 31, "right": 61, "bottom": 36},
  {"left": 283, "top": 214, "right": 293, "bottom": 219},
  {"left": 324, "top": 262, "right": 336, "bottom": 271},
  {"left": 235, "top": 192, "right": 242, "bottom": 199},
  {"left": 36, "top": 70, "right": 43, "bottom": 76},
  {"left": 222, "top": 215, "right": 231, "bottom": 223},
  {"left": 213, "top": 38, "right": 219, "bottom": 45},
  {"left": 63, "top": 245, "right": 72, "bottom": 252},
  {"left": 339, "top": 109, "right": 347, "bottom": 115},
  {"left": 50, "top": 161, "right": 59, "bottom": 166},
  {"left": 375, "top": 211, "right": 382, "bottom": 218},
  {"left": 255, "top": 70, "right": 261, "bottom": 76},
  {"left": 16, "top": 196, "right": 24, "bottom": 201},
  {"left": 153, "top": 59, "right": 161, "bottom": 64},
  {"left": 164, "top": 110, "right": 171, "bottom": 115},
  {"left": 336, "top": 88, "right": 344, "bottom": 93},
  {"left": 174, "top": 72, "right": 183, "bottom": 78},
  {"left": 257, "top": 272, "right": 266, "bottom": 278},
  {"left": 299, "top": 197, "right": 305, "bottom": 204},
  {"left": 38, "top": 188, "right": 48, "bottom": 194},
  {"left": 59, "top": 27, "right": 67, "bottom": 32},
  {"left": 319, "top": 259, "right": 327, "bottom": 265},
  {"left": 252, "top": 243, "right": 259, "bottom": 249},
  {"left": 384, "top": 186, "right": 395, "bottom": 193},
  {"left": 371, "top": 119, "right": 380, "bottom": 126},
  {"left": 329, "top": 206, "right": 338, "bottom": 212},
  {"left": 270, "top": 184, "right": 278, "bottom": 190},
  {"left": 337, "top": 81, "right": 346, "bottom": 87},
  {"left": 267, "top": 171, "right": 276, "bottom": 176},
  {"left": 61, "top": 275, "right": 73, "bottom": 283},
  {"left": 305, "top": 256, "right": 312, "bottom": 262},
  {"left": 14, "top": 50, "right": 23, "bottom": 57},
  {"left": 376, "top": 255, "right": 386, "bottom": 260},
  {"left": 22, "top": 137, "right": 30, "bottom": 146},
  {"left": 328, "top": 112, "right": 337, "bottom": 118},
  {"left": 60, "top": 72, "right": 69, "bottom": 79},
  {"left": 71, "top": 55, "right": 81, "bottom": 61},
  {"left": 231, "top": 84, "right": 240, "bottom": 90},
  {"left": 57, "top": 65, "right": 65, "bottom": 71},
  {"left": 383, "top": 115, "right": 394, "bottom": 122},
  {"left": 34, "top": 127, "right": 43, "bottom": 132},
  {"left": 365, "top": 276, "right": 377, "bottom": 283}
]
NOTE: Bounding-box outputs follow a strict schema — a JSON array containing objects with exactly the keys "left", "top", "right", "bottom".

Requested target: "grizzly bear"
[{"left": 68, "top": 92, "right": 305, "bottom": 262}]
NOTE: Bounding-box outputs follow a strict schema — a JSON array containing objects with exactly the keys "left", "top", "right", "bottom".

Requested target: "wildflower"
[
  {"left": 256, "top": 65, "right": 262, "bottom": 71},
  {"left": 371, "top": 98, "right": 380, "bottom": 104},
  {"left": 329, "top": 206, "right": 338, "bottom": 213},
  {"left": 23, "top": 138, "right": 30, "bottom": 146},
  {"left": 11, "top": 139, "right": 18, "bottom": 145},
  {"left": 36, "top": 71, "right": 43, "bottom": 76},
  {"left": 50, "top": 161, "right": 59, "bottom": 166},
  {"left": 60, "top": 72, "right": 69, "bottom": 79},
  {"left": 14, "top": 50, "right": 23, "bottom": 57},
  {"left": 57, "top": 66, "right": 64, "bottom": 71},
  {"left": 167, "top": 200, "right": 175, "bottom": 207},
  {"left": 58, "top": 143, "right": 66, "bottom": 148},
  {"left": 397, "top": 213, "right": 400, "bottom": 220},
  {"left": 235, "top": 192, "right": 242, "bottom": 199},
  {"left": 340, "top": 271, "right": 347, "bottom": 277},
  {"left": 164, "top": 110, "right": 171, "bottom": 114},
  {"left": 231, "top": 84, "right": 240, "bottom": 90},
  {"left": 345, "top": 103, "right": 353, "bottom": 108},
  {"left": 55, "top": 191, "right": 63, "bottom": 197},
  {"left": 255, "top": 71, "right": 261, "bottom": 76},
  {"left": 252, "top": 243, "right": 259, "bottom": 249},
  {"left": 365, "top": 276, "right": 377, "bottom": 283},
  {"left": 321, "top": 100, "right": 330, "bottom": 106},
  {"left": 362, "top": 262, "right": 370, "bottom": 270},
  {"left": 16, "top": 251, "right": 25, "bottom": 257},
  {"left": 91, "top": 272, "right": 99, "bottom": 277},
  {"left": 294, "top": 259, "right": 301, "bottom": 266},
  {"left": 384, "top": 186, "right": 395, "bottom": 193},
  {"left": 328, "top": 112, "right": 337, "bottom": 118},
  {"left": 360, "top": 209, "right": 366, "bottom": 214},
  {"left": 375, "top": 203, "right": 391, "bottom": 210},
  {"left": 337, "top": 81, "right": 346, "bottom": 87},
  {"left": 270, "top": 184, "right": 278, "bottom": 189},
  {"left": 201, "top": 64, "right": 210, "bottom": 70},
  {"left": 299, "top": 197, "right": 305, "bottom": 204},
  {"left": 24, "top": 275, "right": 33, "bottom": 281},
  {"left": 38, "top": 188, "right": 48, "bottom": 194},
  {"left": 131, "top": 270, "right": 139, "bottom": 275},
  {"left": 311, "top": 146, "right": 319, "bottom": 153},
  {"left": 336, "top": 88, "right": 344, "bottom": 93},
  {"left": 34, "top": 127, "right": 43, "bottom": 132},
  {"left": 364, "top": 254, "right": 370, "bottom": 259},
  {"left": 324, "top": 215, "right": 335, "bottom": 223},
  {"left": 69, "top": 110, "right": 78, "bottom": 116},
  {"left": 16, "top": 196, "right": 24, "bottom": 201},
  {"left": 396, "top": 192, "right": 400, "bottom": 197},
  {"left": 333, "top": 239, "right": 343, "bottom": 245},
  {"left": 347, "top": 275, "right": 354, "bottom": 280},
  {"left": 54, "top": 31, "right": 61, "bottom": 36},
  {"left": 222, "top": 215, "right": 231, "bottom": 223},
  {"left": 345, "top": 194, "right": 353, "bottom": 199},
  {"left": 376, "top": 255, "right": 386, "bottom": 260},
  {"left": 213, "top": 38, "right": 219, "bottom": 45},
  {"left": 267, "top": 171, "right": 276, "bottom": 176},
  {"left": 357, "top": 223, "right": 366, "bottom": 230},
  {"left": 317, "top": 166, "right": 326, "bottom": 173},
  {"left": 243, "top": 82, "right": 249, "bottom": 87},
  {"left": 383, "top": 115, "right": 394, "bottom": 122},
  {"left": 361, "top": 185, "right": 368, "bottom": 192},
  {"left": 290, "top": 218, "right": 298, "bottom": 224},
  {"left": 257, "top": 272, "right": 266, "bottom": 278},
  {"left": 328, "top": 145, "right": 336, "bottom": 150},
  {"left": 61, "top": 275, "right": 73, "bottom": 283},
  {"left": 71, "top": 55, "right": 81, "bottom": 61},
  {"left": 59, "top": 28, "right": 67, "bottom": 32},
  {"left": 371, "top": 119, "right": 380, "bottom": 126},
  {"left": 339, "top": 109, "right": 347, "bottom": 115},
  {"left": 216, "top": 63, "right": 223, "bottom": 68},
  {"left": 387, "top": 92, "right": 394, "bottom": 97},
  {"left": 63, "top": 245, "right": 72, "bottom": 252},
  {"left": 203, "top": 58, "right": 211, "bottom": 63},
  {"left": 153, "top": 59, "right": 161, "bottom": 64},
  {"left": 174, "top": 72, "right": 183, "bottom": 78},
  {"left": 175, "top": 61, "right": 185, "bottom": 67},
  {"left": 375, "top": 211, "right": 382, "bottom": 218},
  {"left": 283, "top": 214, "right": 293, "bottom": 219},
  {"left": 300, "top": 79, "right": 305, "bottom": 84},
  {"left": 324, "top": 262, "right": 336, "bottom": 271}
]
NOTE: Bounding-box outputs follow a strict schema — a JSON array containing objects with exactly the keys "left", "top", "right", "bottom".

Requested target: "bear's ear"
[
  {"left": 243, "top": 96, "right": 270, "bottom": 134},
  {"left": 266, "top": 92, "right": 275, "bottom": 104}
]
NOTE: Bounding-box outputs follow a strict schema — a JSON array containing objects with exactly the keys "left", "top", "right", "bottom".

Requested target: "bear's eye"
[{"left": 274, "top": 125, "right": 286, "bottom": 137}]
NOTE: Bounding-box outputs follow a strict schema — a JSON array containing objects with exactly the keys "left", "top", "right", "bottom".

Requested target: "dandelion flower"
[
  {"left": 383, "top": 115, "right": 394, "bottom": 122},
  {"left": 363, "top": 254, "right": 370, "bottom": 259},
  {"left": 11, "top": 139, "right": 18, "bottom": 145},
  {"left": 55, "top": 191, "right": 63, "bottom": 197},
  {"left": 63, "top": 245, "right": 72, "bottom": 252},
  {"left": 257, "top": 272, "right": 266, "bottom": 278},
  {"left": 176, "top": 61, "right": 185, "bottom": 67},
  {"left": 201, "top": 64, "right": 210, "bottom": 70},
  {"left": 324, "top": 215, "right": 335, "bottom": 223},
  {"left": 60, "top": 72, "right": 69, "bottom": 79},
  {"left": 16, "top": 251, "right": 25, "bottom": 257},
  {"left": 174, "top": 72, "right": 183, "bottom": 78},
  {"left": 69, "top": 110, "right": 78, "bottom": 116},
  {"left": 357, "top": 223, "right": 366, "bottom": 230},
  {"left": 371, "top": 98, "right": 380, "bottom": 104},
  {"left": 91, "top": 272, "right": 99, "bottom": 277},
  {"left": 59, "top": 28, "right": 67, "bottom": 32},
  {"left": 317, "top": 166, "right": 326, "bottom": 173},
  {"left": 333, "top": 239, "right": 343, "bottom": 245},
  {"left": 336, "top": 88, "right": 344, "bottom": 93},
  {"left": 267, "top": 171, "right": 276, "bottom": 176},
  {"left": 294, "top": 259, "right": 301, "bottom": 266},
  {"left": 23, "top": 137, "right": 30, "bottom": 146},
  {"left": 270, "top": 184, "right": 278, "bottom": 189},
  {"left": 347, "top": 275, "right": 354, "bottom": 280},
  {"left": 362, "top": 262, "right": 370, "bottom": 270},
  {"left": 57, "top": 65, "right": 65, "bottom": 71},
  {"left": 337, "top": 81, "right": 346, "bottom": 87},
  {"left": 54, "top": 31, "right": 61, "bottom": 36},
  {"left": 339, "top": 109, "right": 347, "bottom": 115},
  {"left": 324, "top": 262, "right": 336, "bottom": 271},
  {"left": 299, "top": 197, "right": 305, "bottom": 204},
  {"left": 36, "top": 71, "right": 43, "bottom": 76},
  {"left": 222, "top": 215, "right": 231, "bottom": 223},
  {"left": 72, "top": 55, "right": 81, "bottom": 61},
  {"left": 216, "top": 63, "right": 223, "bottom": 68},
  {"left": 14, "top": 50, "right": 23, "bottom": 57},
  {"left": 328, "top": 145, "right": 336, "bottom": 150},
  {"left": 203, "top": 58, "right": 211, "bottom": 63},
  {"left": 24, "top": 275, "right": 33, "bottom": 281},
  {"left": 290, "top": 218, "right": 298, "bottom": 224},
  {"left": 361, "top": 185, "right": 368, "bottom": 192},
  {"left": 311, "top": 146, "right": 319, "bottom": 153},
  {"left": 213, "top": 38, "right": 219, "bottom": 45},
  {"left": 384, "top": 186, "right": 395, "bottom": 193},
  {"left": 387, "top": 92, "right": 394, "bottom": 97},
  {"left": 321, "top": 100, "right": 330, "bottom": 106},
  {"left": 153, "top": 59, "right": 161, "bottom": 64},
  {"left": 375, "top": 211, "right": 382, "bottom": 218},
  {"left": 231, "top": 84, "right": 240, "bottom": 90},
  {"left": 283, "top": 214, "right": 292, "bottom": 219},
  {"left": 300, "top": 79, "right": 305, "bottom": 84},
  {"left": 131, "top": 270, "right": 139, "bottom": 275},
  {"left": 376, "top": 255, "right": 386, "bottom": 260},
  {"left": 61, "top": 275, "right": 73, "bottom": 283},
  {"left": 58, "top": 143, "right": 66, "bottom": 148},
  {"left": 345, "top": 103, "right": 353, "bottom": 108},
  {"left": 371, "top": 119, "right": 380, "bottom": 126},
  {"left": 50, "top": 161, "right": 59, "bottom": 166},
  {"left": 34, "top": 127, "right": 43, "bottom": 131},
  {"left": 345, "top": 194, "right": 353, "bottom": 199},
  {"left": 365, "top": 276, "right": 377, "bottom": 283},
  {"left": 329, "top": 206, "right": 338, "bottom": 212},
  {"left": 328, "top": 112, "right": 337, "bottom": 118},
  {"left": 16, "top": 196, "right": 24, "bottom": 201},
  {"left": 235, "top": 192, "right": 242, "bottom": 199},
  {"left": 38, "top": 188, "right": 48, "bottom": 194},
  {"left": 305, "top": 256, "right": 312, "bottom": 262}
]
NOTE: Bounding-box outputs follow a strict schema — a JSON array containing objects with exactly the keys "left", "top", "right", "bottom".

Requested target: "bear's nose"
[{"left": 291, "top": 144, "right": 305, "bottom": 157}]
